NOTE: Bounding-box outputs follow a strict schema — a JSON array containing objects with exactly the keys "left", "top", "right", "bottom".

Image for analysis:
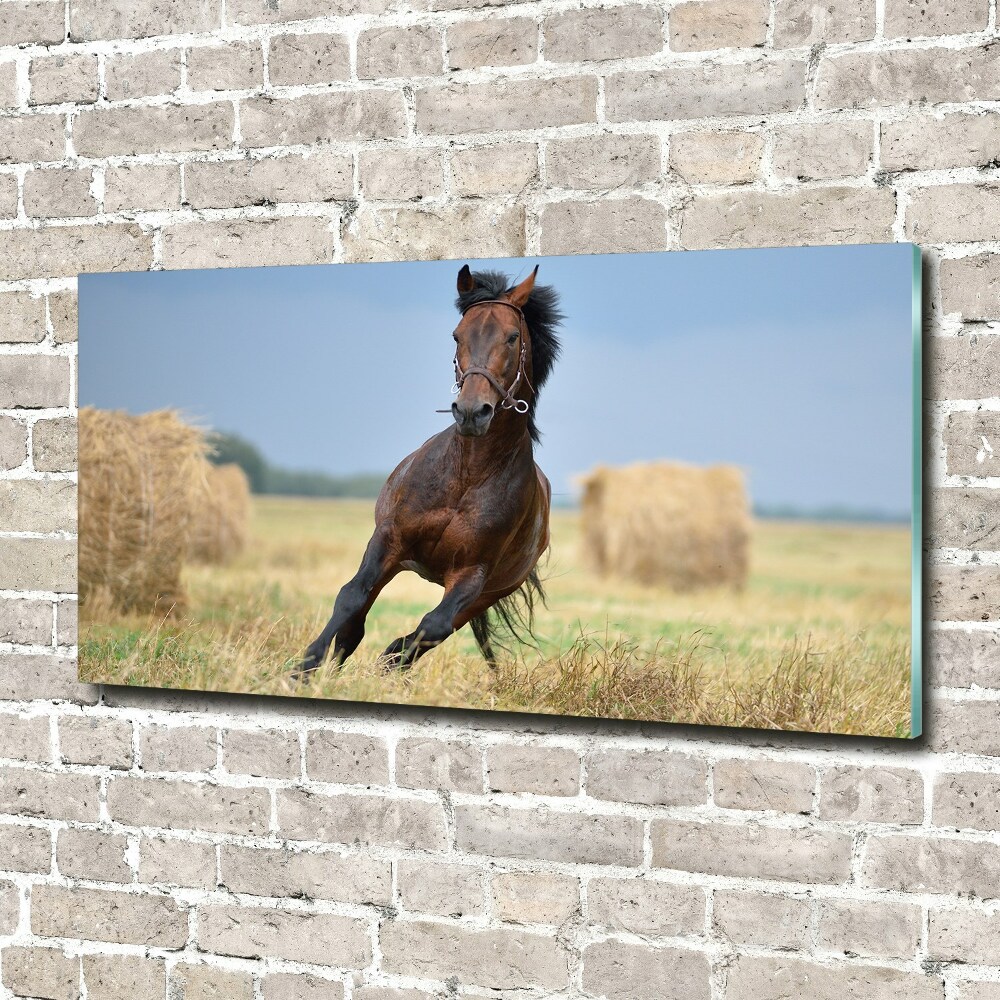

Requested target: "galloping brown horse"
[{"left": 297, "top": 263, "right": 563, "bottom": 674}]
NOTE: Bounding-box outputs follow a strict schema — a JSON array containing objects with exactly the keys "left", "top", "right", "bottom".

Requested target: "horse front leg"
[
  {"left": 382, "top": 566, "right": 487, "bottom": 670},
  {"left": 296, "top": 532, "right": 397, "bottom": 677}
]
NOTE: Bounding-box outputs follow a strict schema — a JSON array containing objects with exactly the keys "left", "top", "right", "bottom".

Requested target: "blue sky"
[{"left": 80, "top": 244, "right": 916, "bottom": 516}]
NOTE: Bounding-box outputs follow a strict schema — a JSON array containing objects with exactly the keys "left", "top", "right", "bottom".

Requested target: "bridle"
[{"left": 450, "top": 299, "right": 532, "bottom": 415}]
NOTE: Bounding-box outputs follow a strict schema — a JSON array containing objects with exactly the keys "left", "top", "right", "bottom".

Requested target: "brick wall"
[{"left": 0, "top": 0, "right": 997, "bottom": 996}]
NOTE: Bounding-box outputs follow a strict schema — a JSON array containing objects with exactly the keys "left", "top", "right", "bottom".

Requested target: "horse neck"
[{"left": 452, "top": 413, "right": 533, "bottom": 481}]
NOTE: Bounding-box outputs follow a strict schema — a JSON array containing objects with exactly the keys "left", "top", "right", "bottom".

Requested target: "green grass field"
[{"left": 80, "top": 496, "right": 912, "bottom": 735}]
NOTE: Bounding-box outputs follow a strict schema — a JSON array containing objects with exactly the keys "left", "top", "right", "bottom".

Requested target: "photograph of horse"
[
  {"left": 299, "top": 265, "right": 561, "bottom": 676},
  {"left": 76, "top": 245, "right": 918, "bottom": 736}
]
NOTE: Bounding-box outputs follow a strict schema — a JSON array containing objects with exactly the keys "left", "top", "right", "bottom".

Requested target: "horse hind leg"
[
  {"left": 296, "top": 533, "right": 396, "bottom": 678},
  {"left": 382, "top": 567, "right": 487, "bottom": 671}
]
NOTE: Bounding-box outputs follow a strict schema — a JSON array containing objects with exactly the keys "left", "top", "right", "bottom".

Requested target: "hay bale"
[
  {"left": 79, "top": 407, "right": 209, "bottom": 613},
  {"left": 190, "top": 462, "right": 251, "bottom": 565},
  {"left": 579, "top": 461, "right": 751, "bottom": 591}
]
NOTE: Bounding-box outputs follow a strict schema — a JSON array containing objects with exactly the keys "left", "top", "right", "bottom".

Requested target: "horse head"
[{"left": 450, "top": 264, "right": 538, "bottom": 437}]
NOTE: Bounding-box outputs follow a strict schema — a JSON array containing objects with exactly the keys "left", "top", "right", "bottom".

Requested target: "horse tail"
[{"left": 470, "top": 568, "right": 546, "bottom": 666}]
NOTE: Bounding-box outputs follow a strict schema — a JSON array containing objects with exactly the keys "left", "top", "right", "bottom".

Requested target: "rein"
[{"left": 449, "top": 299, "right": 532, "bottom": 415}]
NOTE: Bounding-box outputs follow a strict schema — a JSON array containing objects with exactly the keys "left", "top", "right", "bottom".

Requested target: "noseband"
[{"left": 451, "top": 300, "right": 532, "bottom": 415}]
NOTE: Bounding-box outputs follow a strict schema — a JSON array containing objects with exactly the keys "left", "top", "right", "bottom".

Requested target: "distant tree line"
[
  {"left": 208, "top": 431, "right": 385, "bottom": 498},
  {"left": 753, "top": 503, "right": 909, "bottom": 524}
]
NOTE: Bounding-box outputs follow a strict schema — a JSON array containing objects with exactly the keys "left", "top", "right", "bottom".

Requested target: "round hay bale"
[
  {"left": 579, "top": 460, "right": 751, "bottom": 591},
  {"left": 190, "top": 462, "right": 251, "bottom": 565},
  {"left": 79, "top": 407, "right": 209, "bottom": 613}
]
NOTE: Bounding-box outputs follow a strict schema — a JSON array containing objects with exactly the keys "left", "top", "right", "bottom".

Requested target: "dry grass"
[
  {"left": 579, "top": 461, "right": 750, "bottom": 591},
  {"left": 78, "top": 408, "right": 209, "bottom": 613},
  {"left": 79, "top": 496, "right": 913, "bottom": 736}
]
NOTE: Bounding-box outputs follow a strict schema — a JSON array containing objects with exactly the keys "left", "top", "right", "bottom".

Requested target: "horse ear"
[
  {"left": 507, "top": 265, "right": 538, "bottom": 308},
  {"left": 457, "top": 264, "right": 475, "bottom": 294}
]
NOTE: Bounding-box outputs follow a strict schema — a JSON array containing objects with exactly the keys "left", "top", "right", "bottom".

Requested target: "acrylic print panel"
[{"left": 77, "top": 243, "right": 921, "bottom": 737}]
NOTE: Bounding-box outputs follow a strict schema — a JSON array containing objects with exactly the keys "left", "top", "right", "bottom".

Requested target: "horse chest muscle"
[{"left": 380, "top": 431, "right": 546, "bottom": 584}]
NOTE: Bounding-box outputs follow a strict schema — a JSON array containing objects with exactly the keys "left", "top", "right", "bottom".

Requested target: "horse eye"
[{"left": 507, "top": 333, "right": 518, "bottom": 345}]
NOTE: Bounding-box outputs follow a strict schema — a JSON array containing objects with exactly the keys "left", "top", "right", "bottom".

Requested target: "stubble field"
[{"left": 80, "top": 496, "right": 912, "bottom": 736}]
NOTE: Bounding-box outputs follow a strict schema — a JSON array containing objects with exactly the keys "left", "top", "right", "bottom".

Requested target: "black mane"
[{"left": 455, "top": 268, "right": 563, "bottom": 443}]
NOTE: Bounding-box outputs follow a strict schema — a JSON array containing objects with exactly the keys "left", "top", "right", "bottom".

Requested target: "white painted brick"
[
  {"left": 771, "top": 122, "right": 874, "bottom": 181},
  {"left": 397, "top": 858, "right": 484, "bottom": 917},
  {"left": 0, "top": 62, "right": 17, "bottom": 110},
  {"left": 450, "top": 143, "right": 537, "bottom": 197},
  {"left": 56, "top": 828, "right": 132, "bottom": 884},
  {"left": 817, "top": 45, "right": 1000, "bottom": 110},
  {"left": 2, "top": 947, "right": 80, "bottom": 1000},
  {"left": 713, "top": 889, "right": 810, "bottom": 949},
  {"left": 358, "top": 148, "right": 444, "bottom": 201},
  {"left": 670, "top": 0, "right": 767, "bottom": 51},
  {"left": 606, "top": 60, "right": 806, "bottom": 123},
  {"left": 679, "top": 187, "right": 896, "bottom": 250},
  {"left": 184, "top": 153, "right": 352, "bottom": 209},
  {"left": 262, "top": 974, "right": 344, "bottom": 1000},
  {"left": 268, "top": 33, "right": 350, "bottom": 87},
  {"left": 885, "top": 0, "right": 989, "bottom": 39},
  {"left": 1, "top": 115, "right": 67, "bottom": 165},
  {"left": 69, "top": 0, "right": 222, "bottom": 41},
  {"left": 139, "top": 836, "right": 217, "bottom": 889},
  {"left": 544, "top": 6, "right": 664, "bottom": 62},
  {"left": 105, "top": 49, "right": 181, "bottom": 100},
  {"left": 223, "top": 727, "right": 300, "bottom": 779},
  {"left": 726, "top": 955, "right": 942, "bottom": 1000},
  {"left": 0, "top": 173, "right": 16, "bottom": 217},
  {"left": 0, "top": 292, "right": 47, "bottom": 344},
  {"left": 817, "top": 897, "right": 922, "bottom": 959},
  {"left": 73, "top": 104, "right": 235, "bottom": 157},
  {"left": 670, "top": 130, "right": 763, "bottom": 184},
  {"left": 582, "top": 940, "right": 710, "bottom": 1000},
  {"left": 48, "top": 290, "right": 78, "bottom": 344},
  {"left": 540, "top": 198, "right": 667, "bottom": 255},
  {"left": 187, "top": 41, "right": 263, "bottom": 92},
  {"left": 773, "top": 0, "right": 875, "bottom": 46},
  {"left": 486, "top": 744, "right": 580, "bottom": 795},
  {"left": 448, "top": 18, "right": 537, "bottom": 70},
  {"left": 344, "top": 203, "right": 524, "bottom": 262},
  {"left": 589, "top": 877, "right": 705, "bottom": 937},
  {"left": 358, "top": 25, "right": 443, "bottom": 78},
  {"left": 381, "top": 921, "right": 569, "bottom": 990},
  {"left": 23, "top": 167, "right": 97, "bottom": 219},
  {"left": 104, "top": 163, "right": 181, "bottom": 212},
  {"left": 882, "top": 112, "right": 1000, "bottom": 172},
  {"left": 170, "top": 964, "right": 255, "bottom": 1000},
  {"left": 0, "top": 601, "right": 54, "bottom": 649},
  {"left": 0, "top": 2, "right": 64, "bottom": 46},
  {"left": 29, "top": 54, "right": 98, "bottom": 106},
  {"left": 241, "top": 91, "right": 407, "bottom": 146},
  {"left": 198, "top": 905, "right": 370, "bottom": 967},
  {"left": 415, "top": 76, "right": 597, "bottom": 134},
  {"left": 60, "top": 715, "right": 133, "bottom": 768},
  {"left": 161, "top": 216, "right": 332, "bottom": 270},
  {"left": 492, "top": 871, "right": 579, "bottom": 925},
  {"left": 547, "top": 133, "right": 660, "bottom": 190},
  {"left": 220, "top": 843, "right": 391, "bottom": 904}
]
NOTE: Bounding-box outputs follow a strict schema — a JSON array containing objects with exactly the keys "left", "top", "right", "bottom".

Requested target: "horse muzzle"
[{"left": 452, "top": 400, "right": 495, "bottom": 436}]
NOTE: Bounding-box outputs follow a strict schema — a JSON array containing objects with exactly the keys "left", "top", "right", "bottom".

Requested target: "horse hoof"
[{"left": 292, "top": 654, "right": 321, "bottom": 683}]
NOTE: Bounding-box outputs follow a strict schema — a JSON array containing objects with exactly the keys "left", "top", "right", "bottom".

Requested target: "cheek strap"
[{"left": 451, "top": 343, "right": 530, "bottom": 414}]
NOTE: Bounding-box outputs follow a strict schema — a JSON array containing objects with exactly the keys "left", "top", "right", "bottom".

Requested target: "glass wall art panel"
[{"left": 78, "top": 243, "right": 922, "bottom": 737}]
